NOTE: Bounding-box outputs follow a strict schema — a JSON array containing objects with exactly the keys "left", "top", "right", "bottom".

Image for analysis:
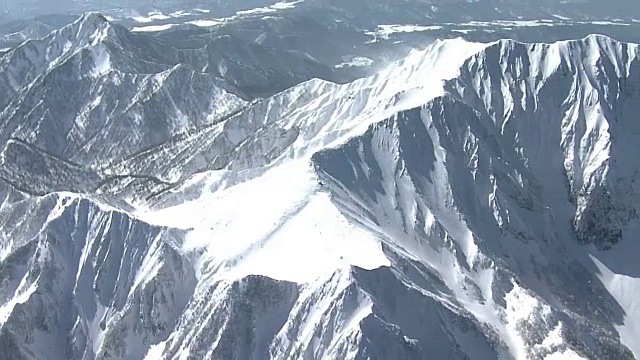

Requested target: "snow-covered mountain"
[{"left": 1, "top": 7, "right": 640, "bottom": 360}]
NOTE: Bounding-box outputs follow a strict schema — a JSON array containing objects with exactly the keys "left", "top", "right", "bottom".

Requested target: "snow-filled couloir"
[{"left": 1, "top": 18, "right": 640, "bottom": 360}]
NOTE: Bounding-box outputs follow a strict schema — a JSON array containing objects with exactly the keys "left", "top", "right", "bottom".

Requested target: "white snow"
[
  {"left": 5, "top": 24, "right": 640, "bottom": 359},
  {"left": 141, "top": 161, "right": 389, "bottom": 283},
  {"left": 459, "top": 20, "right": 557, "bottom": 28},
  {"left": 365, "top": 20, "right": 563, "bottom": 41},
  {"left": 89, "top": 24, "right": 110, "bottom": 46},
  {"left": 504, "top": 283, "right": 544, "bottom": 360},
  {"left": 137, "top": 1, "right": 303, "bottom": 30},
  {"left": 131, "top": 24, "right": 177, "bottom": 32},
  {"left": 132, "top": 12, "right": 171, "bottom": 23},
  {"left": 89, "top": 45, "right": 111, "bottom": 76},
  {"left": 335, "top": 56, "right": 374, "bottom": 68},
  {"left": 366, "top": 19, "right": 636, "bottom": 42},
  {"left": 187, "top": 19, "right": 223, "bottom": 27},
  {"left": 452, "top": 29, "right": 474, "bottom": 34},
  {"left": 228, "top": 190, "right": 390, "bottom": 282},
  {"left": 144, "top": 342, "right": 167, "bottom": 360},
  {"left": 538, "top": 323, "right": 564, "bottom": 350},
  {"left": 367, "top": 24, "right": 443, "bottom": 41},
  {"left": 131, "top": 233, "right": 164, "bottom": 293},
  {"left": 590, "top": 20, "right": 630, "bottom": 26},
  {"left": 0, "top": 282, "right": 37, "bottom": 323},
  {"left": 236, "top": 0, "right": 304, "bottom": 15},
  {"left": 135, "top": 37, "right": 488, "bottom": 285},
  {"left": 169, "top": 10, "right": 192, "bottom": 18},
  {"left": 126, "top": 9, "right": 196, "bottom": 25},
  {"left": 589, "top": 249, "right": 640, "bottom": 357},
  {"left": 271, "top": 0, "right": 304, "bottom": 10}
]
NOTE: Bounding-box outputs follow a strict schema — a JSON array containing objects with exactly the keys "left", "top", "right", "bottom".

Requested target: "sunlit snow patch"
[
  {"left": 504, "top": 283, "right": 547, "bottom": 359},
  {"left": 236, "top": 0, "right": 304, "bottom": 16},
  {"left": 90, "top": 46, "right": 111, "bottom": 76},
  {"left": 131, "top": 23, "right": 177, "bottom": 32},
  {"left": 545, "top": 350, "right": 587, "bottom": 360},
  {"left": 228, "top": 191, "right": 390, "bottom": 282},
  {"left": 367, "top": 24, "right": 443, "bottom": 41},
  {"left": 590, "top": 251, "right": 640, "bottom": 357},
  {"left": 335, "top": 56, "right": 374, "bottom": 68},
  {"left": 176, "top": 1, "right": 303, "bottom": 28},
  {"left": 140, "top": 161, "right": 389, "bottom": 283},
  {"left": 169, "top": 10, "right": 192, "bottom": 18},
  {"left": 187, "top": 19, "right": 223, "bottom": 27},
  {"left": 131, "top": 12, "right": 171, "bottom": 23},
  {"left": 367, "top": 19, "right": 634, "bottom": 43},
  {"left": 0, "top": 283, "right": 37, "bottom": 323}
]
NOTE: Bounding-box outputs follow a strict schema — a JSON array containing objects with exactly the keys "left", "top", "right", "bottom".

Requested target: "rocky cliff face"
[
  {"left": 0, "top": 193, "right": 196, "bottom": 360},
  {"left": 446, "top": 35, "right": 640, "bottom": 250}
]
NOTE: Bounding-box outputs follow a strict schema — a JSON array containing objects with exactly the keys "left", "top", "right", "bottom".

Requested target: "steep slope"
[
  {"left": 446, "top": 34, "right": 640, "bottom": 251},
  {"left": 0, "top": 12, "right": 343, "bottom": 181},
  {"left": 0, "top": 138, "right": 103, "bottom": 194},
  {"left": 443, "top": 34, "right": 640, "bottom": 356},
  {"left": 0, "top": 192, "right": 196, "bottom": 360},
  {"left": 0, "top": 13, "right": 247, "bottom": 170},
  {"left": 0, "top": 14, "right": 77, "bottom": 49},
  {"left": 313, "top": 99, "right": 631, "bottom": 360}
]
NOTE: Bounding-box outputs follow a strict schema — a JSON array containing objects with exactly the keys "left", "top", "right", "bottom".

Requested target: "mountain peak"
[
  {"left": 78, "top": 11, "right": 110, "bottom": 25},
  {"left": 71, "top": 12, "right": 113, "bottom": 45}
]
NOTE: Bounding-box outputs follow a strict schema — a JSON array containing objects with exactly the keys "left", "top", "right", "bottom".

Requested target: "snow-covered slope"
[
  {"left": 1, "top": 18, "right": 640, "bottom": 360},
  {"left": 446, "top": 34, "right": 640, "bottom": 251},
  {"left": 0, "top": 12, "right": 342, "bottom": 185},
  {"left": 0, "top": 192, "right": 196, "bottom": 360},
  {"left": 95, "top": 38, "right": 486, "bottom": 205},
  {"left": 311, "top": 33, "right": 640, "bottom": 359},
  {"left": 442, "top": 34, "right": 640, "bottom": 356},
  {"left": 0, "top": 13, "right": 246, "bottom": 171}
]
